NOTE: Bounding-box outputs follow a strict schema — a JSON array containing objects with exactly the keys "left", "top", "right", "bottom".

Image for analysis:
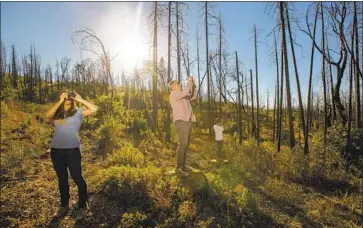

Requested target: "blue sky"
[{"left": 1, "top": 1, "right": 341, "bottom": 105}]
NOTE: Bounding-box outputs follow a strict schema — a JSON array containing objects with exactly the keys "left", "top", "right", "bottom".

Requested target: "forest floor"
[
  {"left": 1, "top": 102, "right": 362, "bottom": 227},
  {"left": 183, "top": 136, "right": 362, "bottom": 228}
]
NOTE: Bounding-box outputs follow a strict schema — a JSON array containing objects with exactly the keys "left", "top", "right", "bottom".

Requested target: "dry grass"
[{"left": 1, "top": 101, "right": 362, "bottom": 227}]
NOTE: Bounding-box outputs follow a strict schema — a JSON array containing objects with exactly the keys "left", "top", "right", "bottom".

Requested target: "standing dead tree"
[
  {"left": 166, "top": 1, "right": 173, "bottom": 145},
  {"left": 72, "top": 28, "right": 114, "bottom": 96},
  {"left": 235, "top": 52, "right": 243, "bottom": 144},
  {"left": 152, "top": 2, "right": 158, "bottom": 133},
  {"left": 280, "top": 1, "right": 295, "bottom": 149},
  {"left": 304, "top": 4, "right": 319, "bottom": 155},
  {"left": 253, "top": 24, "right": 260, "bottom": 142},
  {"left": 300, "top": 2, "right": 349, "bottom": 125},
  {"left": 285, "top": 2, "right": 306, "bottom": 142},
  {"left": 199, "top": 1, "right": 217, "bottom": 138}
]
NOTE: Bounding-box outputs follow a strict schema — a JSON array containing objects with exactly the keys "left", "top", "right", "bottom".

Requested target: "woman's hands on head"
[
  {"left": 59, "top": 90, "right": 83, "bottom": 102},
  {"left": 60, "top": 91, "right": 68, "bottom": 101},
  {"left": 73, "top": 92, "right": 83, "bottom": 102}
]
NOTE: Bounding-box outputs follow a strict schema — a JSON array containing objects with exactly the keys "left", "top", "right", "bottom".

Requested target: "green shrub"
[
  {"left": 20, "top": 102, "right": 38, "bottom": 113},
  {"left": 205, "top": 166, "right": 256, "bottom": 213},
  {"left": 89, "top": 166, "right": 163, "bottom": 191},
  {"left": 1, "top": 147, "right": 42, "bottom": 178},
  {"left": 2, "top": 148, "right": 23, "bottom": 172},
  {"left": 0, "top": 84, "right": 17, "bottom": 101},
  {"left": 310, "top": 124, "right": 363, "bottom": 176},
  {"left": 125, "top": 110, "right": 147, "bottom": 141},
  {"left": 97, "top": 117, "right": 126, "bottom": 156},
  {"left": 107, "top": 142, "right": 145, "bottom": 167},
  {"left": 1, "top": 101, "right": 9, "bottom": 117},
  {"left": 95, "top": 95, "right": 125, "bottom": 126},
  {"left": 178, "top": 200, "right": 197, "bottom": 221},
  {"left": 120, "top": 211, "right": 148, "bottom": 228}
]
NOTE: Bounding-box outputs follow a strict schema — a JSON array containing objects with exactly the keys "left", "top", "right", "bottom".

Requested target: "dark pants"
[
  {"left": 216, "top": 140, "right": 225, "bottom": 158},
  {"left": 51, "top": 148, "right": 88, "bottom": 208},
  {"left": 175, "top": 120, "right": 192, "bottom": 169}
]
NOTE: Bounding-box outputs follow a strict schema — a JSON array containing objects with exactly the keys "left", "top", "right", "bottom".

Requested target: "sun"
[{"left": 120, "top": 34, "right": 148, "bottom": 73}]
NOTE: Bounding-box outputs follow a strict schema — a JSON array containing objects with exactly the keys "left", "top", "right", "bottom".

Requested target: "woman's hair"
[{"left": 54, "top": 97, "right": 78, "bottom": 120}]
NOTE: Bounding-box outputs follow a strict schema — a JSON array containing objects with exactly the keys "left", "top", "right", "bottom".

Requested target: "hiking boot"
[
  {"left": 74, "top": 206, "right": 88, "bottom": 221},
  {"left": 176, "top": 168, "right": 189, "bottom": 177},
  {"left": 53, "top": 205, "right": 69, "bottom": 219}
]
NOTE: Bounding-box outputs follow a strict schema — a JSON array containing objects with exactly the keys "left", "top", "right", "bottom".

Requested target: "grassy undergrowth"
[{"left": 1, "top": 100, "right": 362, "bottom": 227}]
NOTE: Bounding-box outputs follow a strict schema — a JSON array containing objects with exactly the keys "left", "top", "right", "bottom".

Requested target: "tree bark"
[
  {"left": 254, "top": 24, "right": 260, "bottom": 142},
  {"left": 219, "top": 16, "right": 223, "bottom": 118},
  {"left": 250, "top": 69, "right": 255, "bottom": 138},
  {"left": 236, "top": 52, "right": 243, "bottom": 144},
  {"left": 152, "top": 2, "right": 158, "bottom": 133},
  {"left": 353, "top": 2, "right": 361, "bottom": 128},
  {"left": 274, "top": 32, "right": 280, "bottom": 143},
  {"left": 277, "top": 34, "right": 284, "bottom": 152},
  {"left": 286, "top": 3, "right": 306, "bottom": 140},
  {"left": 176, "top": 2, "right": 181, "bottom": 83},
  {"left": 326, "top": 35, "right": 336, "bottom": 123},
  {"left": 166, "top": 1, "right": 172, "bottom": 145},
  {"left": 205, "top": 2, "right": 212, "bottom": 137},
  {"left": 280, "top": 2, "right": 295, "bottom": 149},
  {"left": 321, "top": 3, "right": 327, "bottom": 146}
]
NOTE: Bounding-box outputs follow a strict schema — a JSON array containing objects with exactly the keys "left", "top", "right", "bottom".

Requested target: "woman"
[{"left": 45, "top": 90, "right": 98, "bottom": 220}]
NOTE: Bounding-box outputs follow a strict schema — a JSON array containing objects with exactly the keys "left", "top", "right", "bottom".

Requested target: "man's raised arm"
[{"left": 171, "top": 78, "right": 194, "bottom": 101}]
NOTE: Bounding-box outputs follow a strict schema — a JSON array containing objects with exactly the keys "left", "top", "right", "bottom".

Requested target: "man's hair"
[
  {"left": 215, "top": 118, "right": 220, "bottom": 123},
  {"left": 169, "top": 80, "right": 179, "bottom": 90}
]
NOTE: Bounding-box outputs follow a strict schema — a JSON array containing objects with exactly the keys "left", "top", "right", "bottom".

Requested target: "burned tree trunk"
[
  {"left": 254, "top": 24, "right": 260, "bottom": 142},
  {"left": 236, "top": 52, "right": 243, "bottom": 145},
  {"left": 280, "top": 1, "right": 295, "bottom": 149}
]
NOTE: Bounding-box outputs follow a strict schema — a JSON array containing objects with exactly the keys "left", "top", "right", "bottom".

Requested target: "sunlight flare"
[{"left": 120, "top": 33, "right": 148, "bottom": 72}]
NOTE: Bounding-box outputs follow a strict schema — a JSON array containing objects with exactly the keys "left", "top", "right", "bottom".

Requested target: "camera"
[
  {"left": 68, "top": 91, "right": 76, "bottom": 99},
  {"left": 62, "top": 90, "right": 76, "bottom": 100},
  {"left": 186, "top": 76, "right": 194, "bottom": 84}
]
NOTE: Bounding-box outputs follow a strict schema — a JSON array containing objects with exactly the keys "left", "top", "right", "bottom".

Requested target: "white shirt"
[{"left": 213, "top": 125, "right": 224, "bottom": 141}]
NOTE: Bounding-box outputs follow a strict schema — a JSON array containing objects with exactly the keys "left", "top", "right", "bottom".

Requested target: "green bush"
[
  {"left": 95, "top": 95, "right": 125, "bottom": 126},
  {"left": 311, "top": 124, "right": 363, "bottom": 175},
  {"left": 178, "top": 200, "right": 197, "bottom": 221},
  {"left": 205, "top": 166, "right": 256, "bottom": 213},
  {"left": 1, "top": 147, "right": 43, "bottom": 178},
  {"left": 20, "top": 102, "right": 38, "bottom": 113},
  {"left": 89, "top": 165, "right": 163, "bottom": 192},
  {"left": 97, "top": 117, "right": 126, "bottom": 156},
  {"left": 1, "top": 101, "right": 10, "bottom": 117},
  {"left": 0, "top": 83, "right": 17, "bottom": 101},
  {"left": 125, "top": 110, "right": 148, "bottom": 141},
  {"left": 107, "top": 142, "right": 145, "bottom": 167},
  {"left": 120, "top": 211, "right": 148, "bottom": 228}
]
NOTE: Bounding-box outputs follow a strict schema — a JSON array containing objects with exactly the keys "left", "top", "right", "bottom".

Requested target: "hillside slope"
[{"left": 0, "top": 101, "right": 362, "bottom": 227}]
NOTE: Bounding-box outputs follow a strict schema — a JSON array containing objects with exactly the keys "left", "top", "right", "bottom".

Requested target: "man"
[
  {"left": 213, "top": 118, "right": 228, "bottom": 163},
  {"left": 169, "top": 76, "right": 196, "bottom": 177}
]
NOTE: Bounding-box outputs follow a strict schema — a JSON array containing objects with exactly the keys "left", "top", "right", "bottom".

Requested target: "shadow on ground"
[
  {"left": 292, "top": 176, "right": 360, "bottom": 196},
  {"left": 179, "top": 171, "right": 284, "bottom": 228},
  {"left": 46, "top": 169, "right": 286, "bottom": 228}
]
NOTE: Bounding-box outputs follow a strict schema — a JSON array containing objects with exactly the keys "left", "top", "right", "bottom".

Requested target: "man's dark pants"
[
  {"left": 216, "top": 140, "right": 225, "bottom": 158},
  {"left": 175, "top": 120, "right": 192, "bottom": 169}
]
